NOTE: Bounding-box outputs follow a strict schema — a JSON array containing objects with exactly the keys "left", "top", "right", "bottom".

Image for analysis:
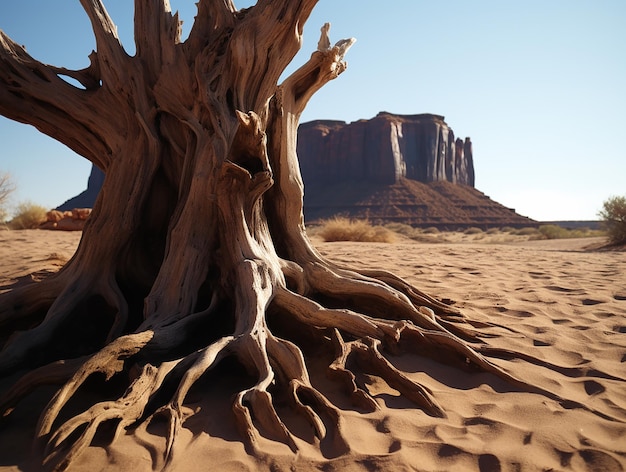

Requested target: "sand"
[{"left": 1, "top": 229, "right": 625, "bottom": 471}]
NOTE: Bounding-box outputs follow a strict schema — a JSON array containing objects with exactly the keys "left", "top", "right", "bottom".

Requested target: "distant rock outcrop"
[
  {"left": 297, "top": 112, "right": 474, "bottom": 187},
  {"left": 40, "top": 208, "right": 91, "bottom": 231},
  {"left": 57, "top": 166, "right": 104, "bottom": 211},
  {"left": 298, "top": 112, "right": 532, "bottom": 228}
]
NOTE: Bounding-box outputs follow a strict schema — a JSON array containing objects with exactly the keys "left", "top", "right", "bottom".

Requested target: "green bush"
[
  {"left": 8, "top": 201, "right": 48, "bottom": 229},
  {"left": 598, "top": 195, "right": 626, "bottom": 244}
]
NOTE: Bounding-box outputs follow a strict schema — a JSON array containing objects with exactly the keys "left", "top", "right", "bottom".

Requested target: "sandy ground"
[{"left": 0, "top": 229, "right": 625, "bottom": 471}]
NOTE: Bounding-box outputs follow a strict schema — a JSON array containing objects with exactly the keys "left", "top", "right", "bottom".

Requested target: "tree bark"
[{"left": 0, "top": 2, "right": 615, "bottom": 471}]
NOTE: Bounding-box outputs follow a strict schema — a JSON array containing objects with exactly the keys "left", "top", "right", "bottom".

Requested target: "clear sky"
[{"left": 1, "top": 1, "right": 624, "bottom": 221}]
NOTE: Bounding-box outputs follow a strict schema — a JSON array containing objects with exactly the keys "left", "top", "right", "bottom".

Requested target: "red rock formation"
[
  {"left": 40, "top": 208, "right": 91, "bottom": 231},
  {"left": 304, "top": 179, "right": 534, "bottom": 228},
  {"left": 297, "top": 112, "right": 474, "bottom": 187}
]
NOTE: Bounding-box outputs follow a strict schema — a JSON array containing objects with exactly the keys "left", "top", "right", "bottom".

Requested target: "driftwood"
[{"left": 0, "top": 2, "right": 616, "bottom": 471}]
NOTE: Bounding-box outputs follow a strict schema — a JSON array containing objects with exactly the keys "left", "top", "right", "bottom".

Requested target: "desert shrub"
[
  {"left": 501, "top": 226, "right": 515, "bottom": 233},
  {"left": 409, "top": 234, "right": 449, "bottom": 244},
  {"left": 537, "top": 224, "right": 605, "bottom": 240},
  {"left": 598, "top": 195, "right": 626, "bottom": 244},
  {"left": 318, "top": 217, "right": 396, "bottom": 243},
  {"left": 0, "top": 171, "right": 16, "bottom": 223},
  {"left": 513, "top": 227, "right": 540, "bottom": 236},
  {"left": 486, "top": 228, "right": 500, "bottom": 235},
  {"left": 8, "top": 201, "right": 48, "bottom": 229},
  {"left": 463, "top": 227, "right": 483, "bottom": 235},
  {"left": 537, "top": 224, "right": 569, "bottom": 239},
  {"left": 384, "top": 222, "right": 416, "bottom": 237},
  {"left": 422, "top": 226, "right": 440, "bottom": 234}
]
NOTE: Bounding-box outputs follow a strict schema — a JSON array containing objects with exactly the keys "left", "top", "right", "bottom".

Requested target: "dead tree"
[{"left": 0, "top": 2, "right": 614, "bottom": 471}]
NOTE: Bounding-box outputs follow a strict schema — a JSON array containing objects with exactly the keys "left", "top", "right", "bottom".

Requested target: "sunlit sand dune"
[{"left": 1, "top": 230, "right": 625, "bottom": 471}]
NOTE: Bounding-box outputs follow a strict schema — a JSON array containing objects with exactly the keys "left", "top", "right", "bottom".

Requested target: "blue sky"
[{"left": 1, "top": 1, "right": 624, "bottom": 221}]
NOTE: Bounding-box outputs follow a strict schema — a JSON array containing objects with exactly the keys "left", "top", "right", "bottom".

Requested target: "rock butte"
[
  {"left": 298, "top": 112, "right": 533, "bottom": 228},
  {"left": 298, "top": 112, "right": 474, "bottom": 187}
]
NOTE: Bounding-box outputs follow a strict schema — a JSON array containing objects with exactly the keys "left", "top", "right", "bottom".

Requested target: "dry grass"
[
  {"left": 317, "top": 217, "right": 396, "bottom": 243},
  {"left": 8, "top": 202, "right": 48, "bottom": 230},
  {"left": 310, "top": 219, "right": 607, "bottom": 246}
]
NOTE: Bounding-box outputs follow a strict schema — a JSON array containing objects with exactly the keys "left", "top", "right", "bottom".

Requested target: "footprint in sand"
[
  {"left": 438, "top": 444, "right": 464, "bottom": 458},
  {"left": 555, "top": 449, "right": 574, "bottom": 468},
  {"left": 478, "top": 454, "right": 501, "bottom": 472},
  {"left": 506, "top": 309, "right": 535, "bottom": 318},
  {"left": 464, "top": 416, "right": 496, "bottom": 427},
  {"left": 574, "top": 449, "right": 624, "bottom": 472},
  {"left": 545, "top": 285, "right": 582, "bottom": 293},
  {"left": 552, "top": 319, "right": 571, "bottom": 325},
  {"left": 614, "top": 294, "right": 626, "bottom": 301},
  {"left": 593, "top": 312, "right": 616, "bottom": 319},
  {"left": 582, "top": 380, "right": 605, "bottom": 396},
  {"left": 582, "top": 298, "right": 606, "bottom": 306}
]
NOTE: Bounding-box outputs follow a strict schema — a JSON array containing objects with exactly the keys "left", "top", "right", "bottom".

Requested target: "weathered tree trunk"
[{"left": 0, "top": 2, "right": 612, "bottom": 471}]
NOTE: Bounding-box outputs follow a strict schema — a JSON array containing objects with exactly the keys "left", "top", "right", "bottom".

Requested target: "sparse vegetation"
[
  {"left": 0, "top": 171, "right": 16, "bottom": 223},
  {"left": 318, "top": 217, "right": 396, "bottom": 242},
  {"left": 8, "top": 201, "right": 48, "bottom": 229},
  {"left": 513, "top": 227, "right": 540, "bottom": 236},
  {"left": 383, "top": 222, "right": 416, "bottom": 237},
  {"left": 598, "top": 195, "right": 626, "bottom": 245},
  {"left": 316, "top": 220, "right": 606, "bottom": 244},
  {"left": 388, "top": 223, "right": 604, "bottom": 244},
  {"left": 536, "top": 224, "right": 601, "bottom": 240}
]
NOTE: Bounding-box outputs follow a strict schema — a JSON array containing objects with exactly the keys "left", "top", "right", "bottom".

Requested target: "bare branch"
[
  {"left": 0, "top": 171, "right": 16, "bottom": 212},
  {"left": 135, "top": 0, "right": 183, "bottom": 78},
  {"left": 185, "top": 0, "right": 237, "bottom": 56},
  {"left": 0, "top": 32, "right": 112, "bottom": 168},
  {"left": 281, "top": 23, "right": 355, "bottom": 116},
  {"left": 79, "top": 0, "right": 126, "bottom": 61},
  {"left": 224, "top": 0, "right": 319, "bottom": 112},
  {"left": 262, "top": 24, "right": 355, "bottom": 262}
]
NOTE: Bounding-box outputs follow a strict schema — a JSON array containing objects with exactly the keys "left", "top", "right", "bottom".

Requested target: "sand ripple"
[{"left": 0, "top": 231, "right": 624, "bottom": 471}]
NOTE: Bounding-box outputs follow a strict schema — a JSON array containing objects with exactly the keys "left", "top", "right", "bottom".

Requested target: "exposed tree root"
[
  {"left": 0, "top": 357, "right": 86, "bottom": 419},
  {"left": 0, "top": 263, "right": 129, "bottom": 375},
  {"left": 3, "top": 252, "right": 621, "bottom": 472},
  {"left": 0, "top": 273, "right": 66, "bottom": 332}
]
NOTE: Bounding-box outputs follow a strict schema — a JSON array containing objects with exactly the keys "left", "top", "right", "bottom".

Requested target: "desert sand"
[{"left": 0, "top": 229, "right": 625, "bottom": 471}]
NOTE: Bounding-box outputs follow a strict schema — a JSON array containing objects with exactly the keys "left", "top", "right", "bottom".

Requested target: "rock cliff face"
[
  {"left": 297, "top": 112, "right": 474, "bottom": 187},
  {"left": 57, "top": 166, "right": 104, "bottom": 211}
]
